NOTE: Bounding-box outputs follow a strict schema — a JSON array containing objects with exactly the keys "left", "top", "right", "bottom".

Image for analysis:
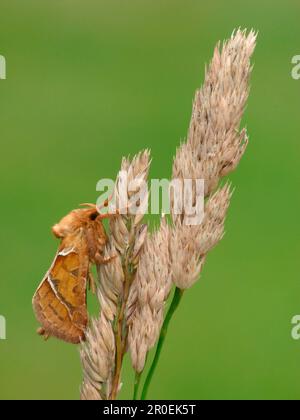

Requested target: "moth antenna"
[
  {"left": 80, "top": 195, "right": 113, "bottom": 212},
  {"left": 80, "top": 203, "right": 97, "bottom": 209}
]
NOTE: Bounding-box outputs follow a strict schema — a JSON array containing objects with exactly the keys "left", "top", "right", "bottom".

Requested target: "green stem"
[
  {"left": 141, "top": 287, "right": 184, "bottom": 400},
  {"left": 133, "top": 371, "right": 142, "bottom": 400}
]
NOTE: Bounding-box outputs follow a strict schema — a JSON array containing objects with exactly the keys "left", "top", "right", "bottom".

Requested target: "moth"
[{"left": 32, "top": 203, "right": 113, "bottom": 344}]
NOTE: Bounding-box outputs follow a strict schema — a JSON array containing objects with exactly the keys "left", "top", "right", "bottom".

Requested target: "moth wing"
[{"left": 33, "top": 240, "right": 89, "bottom": 344}]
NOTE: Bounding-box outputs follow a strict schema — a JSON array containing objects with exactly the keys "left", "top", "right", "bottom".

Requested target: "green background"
[{"left": 0, "top": 0, "right": 299, "bottom": 400}]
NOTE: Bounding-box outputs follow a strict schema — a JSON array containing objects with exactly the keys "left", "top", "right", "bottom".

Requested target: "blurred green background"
[{"left": 0, "top": 0, "right": 299, "bottom": 400}]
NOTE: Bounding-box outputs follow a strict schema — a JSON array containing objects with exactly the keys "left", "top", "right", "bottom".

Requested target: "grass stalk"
[{"left": 141, "top": 287, "right": 184, "bottom": 400}]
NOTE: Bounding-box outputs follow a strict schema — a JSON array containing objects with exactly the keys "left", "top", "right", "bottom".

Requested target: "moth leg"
[
  {"left": 99, "top": 202, "right": 131, "bottom": 220},
  {"left": 37, "top": 327, "right": 50, "bottom": 341},
  {"left": 88, "top": 270, "right": 97, "bottom": 295},
  {"left": 103, "top": 255, "right": 117, "bottom": 264},
  {"left": 95, "top": 254, "right": 117, "bottom": 265},
  {"left": 99, "top": 211, "right": 119, "bottom": 220}
]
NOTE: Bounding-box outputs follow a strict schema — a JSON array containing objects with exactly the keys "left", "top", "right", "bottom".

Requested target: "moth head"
[
  {"left": 52, "top": 211, "right": 79, "bottom": 238},
  {"left": 52, "top": 205, "right": 100, "bottom": 238},
  {"left": 79, "top": 203, "right": 102, "bottom": 223},
  {"left": 88, "top": 211, "right": 99, "bottom": 221}
]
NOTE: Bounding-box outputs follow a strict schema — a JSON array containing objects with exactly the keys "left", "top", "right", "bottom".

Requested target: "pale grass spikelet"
[
  {"left": 109, "top": 150, "right": 151, "bottom": 254},
  {"left": 129, "top": 307, "right": 164, "bottom": 374},
  {"left": 98, "top": 245, "right": 124, "bottom": 322},
  {"left": 102, "top": 150, "right": 151, "bottom": 398},
  {"left": 173, "top": 29, "right": 257, "bottom": 197},
  {"left": 80, "top": 246, "right": 123, "bottom": 400},
  {"left": 103, "top": 149, "right": 151, "bottom": 329},
  {"left": 131, "top": 224, "right": 148, "bottom": 267},
  {"left": 80, "top": 381, "right": 102, "bottom": 401},
  {"left": 128, "top": 219, "right": 172, "bottom": 373},
  {"left": 196, "top": 184, "right": 232, "bottom": 256},
  {"left": 80, "top": 315, "right": 115, "bottom": 400},
  {"left": 170, "top": 29, "right": 256, "bottom": 289},
  {"left": 170, "top": 185, "right": 232, "bottom": 290},
  {"left": 169, "top": 230, "right": 206, "bottom": 291},
  {"left": 80, "top": 150, "right": 151, "bottom": 400}
]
